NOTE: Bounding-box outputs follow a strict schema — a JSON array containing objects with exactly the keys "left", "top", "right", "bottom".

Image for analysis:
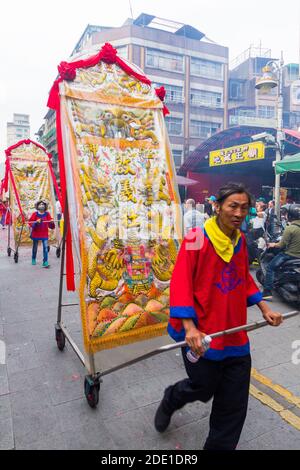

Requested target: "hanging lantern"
[{"left": 255, "top": 65, "right": 278, "bottom": 94}]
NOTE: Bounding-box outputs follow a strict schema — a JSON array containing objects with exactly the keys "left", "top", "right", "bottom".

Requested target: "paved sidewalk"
[{"left": 0, "top": 228, "right": 300, "bottom": 450}]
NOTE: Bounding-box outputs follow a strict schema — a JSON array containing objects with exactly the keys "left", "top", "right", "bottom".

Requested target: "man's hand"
[
  {"left": 182, "top": 319, "right": 207, "bottom": 357},
  {"left": 263, "top": 310, "right": 283, "bottom": 327},
  {"left": 258, "top": 301, "right": 283, "bottom": 327}
]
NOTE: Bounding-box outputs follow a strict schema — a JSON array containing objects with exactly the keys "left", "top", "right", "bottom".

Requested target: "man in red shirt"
[
  {"left": 28, "top": 200, "right": 55, "bottom": 268},
  {"left": 154, "top": 182, "right": 282, "bottom": 450}
]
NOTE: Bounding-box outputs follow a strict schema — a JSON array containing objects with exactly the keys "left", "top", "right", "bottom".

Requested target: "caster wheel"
[
  {"left": 48, "top": 246, "right": 50, "bottom": 253},
  {"left": 55, "top": 327, "right": 65, "bottom": 351},
  {"left": 14, "top": 252, "right": 19, "bottom": 263},
  {"left": 56, "top": 247, "right": 61, "bottom": 258},
  {"left": 7, "top": 247, "right": 12, "bottom": 257},
  {"left": 84, "top": 377, "right": 100, "bottom": 408}
]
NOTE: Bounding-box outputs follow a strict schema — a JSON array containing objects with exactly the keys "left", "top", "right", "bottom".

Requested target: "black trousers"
[{"left": 164, "top": 351, "right": 251, "bottom": 450}]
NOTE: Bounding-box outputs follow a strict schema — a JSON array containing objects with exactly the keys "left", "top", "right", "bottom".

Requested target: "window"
[
  {"left": 190, "top": 120, "right": 221, "bottom": 139},
  {"left": 258, "top": 106, "right": 275, "bottom": 119},
  {"left": 156, "top": 83, "right": 184, "bottom": 103},
  {"left": 116, "top": 46, "right": 128, "bottom": 60},
  {"left": 229, "top": 81, "right": 245, "bottom": 100},
  {"left": 190, "top": 89, "right": 222, "bottom": 107},
  {"left": 146, "top": 49, "right": 184, "bottom": 73},
  {"left": 191, "top": 58, "right": 223, "bottom": 80},
  {"left": 172, "top": 150, "right": 183, "bottom": 167},
  {"left": 165, "top": 117, "right": 183, "bottom": 136}
]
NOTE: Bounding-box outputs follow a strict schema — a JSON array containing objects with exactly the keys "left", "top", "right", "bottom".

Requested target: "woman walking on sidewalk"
[
  {"left": 154, "top": 182, "right": 283, "bottom": 450},
  {"left": 28, "top": 200, "right": 55, "bottom": 268}
]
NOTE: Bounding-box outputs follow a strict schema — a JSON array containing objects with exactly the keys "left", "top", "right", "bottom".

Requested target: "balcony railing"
[{"left": 229, "top": 115, "right": 277, "bottom": 128}]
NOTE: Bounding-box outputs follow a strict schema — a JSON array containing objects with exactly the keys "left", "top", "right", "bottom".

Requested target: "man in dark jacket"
[{"left": 263, "top": 204, "right": 300, "bottom": 299}]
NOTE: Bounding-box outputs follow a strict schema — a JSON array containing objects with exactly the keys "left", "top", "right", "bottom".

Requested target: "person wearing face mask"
[{"left": 28, "top": 200, "right": 55, "bottom": 268}]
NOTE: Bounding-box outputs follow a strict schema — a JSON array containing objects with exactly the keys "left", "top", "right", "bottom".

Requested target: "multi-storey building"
[
  {"left": 283, "top": 63, "right": 300, "bottom": 130},
  {"left": 228, "top": 46, "right": 300, "bottom": 131},
  {"left": 7, "top": 113, "right": 30, "bottom": 148},
  {"left": 36, "top": 109, "right": 59, "bottom": 178},
  {"left": 40, "top": 13, "right": 229, "bottom": 171}
]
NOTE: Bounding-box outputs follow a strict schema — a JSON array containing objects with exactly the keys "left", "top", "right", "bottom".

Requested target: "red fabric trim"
[
  {"left": 48, "top": 43, "right": 151, "bottom": 110},
  {"left": 55, "top": 103, "right": 75, "bottom": 291},
  {"left": 48, "top": 160, "right": 62, "bottom": 205},
  {"left": 3, "top": 160, "right": 9, "bottom": 192},
  {"left": 7, "top": 161, "right": 25, "bottom": 223},
  {"left": 163, "top": 105, "right": 170, "bottom": 116},
  {"left": 5, "top": 139, "right": 48, "bottom": 157}
]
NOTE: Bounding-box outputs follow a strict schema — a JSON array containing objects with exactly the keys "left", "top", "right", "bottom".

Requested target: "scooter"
[{"left": 256, "top": 243, "right": 300, "bottom": 305}]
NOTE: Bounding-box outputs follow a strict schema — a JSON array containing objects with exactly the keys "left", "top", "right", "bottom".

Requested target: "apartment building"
[
  {"left": 7, "top": 113, "right": 30, "bottom": 148},
  {"left": 40, "top": 13, "right": 229, "bottom": 171}
]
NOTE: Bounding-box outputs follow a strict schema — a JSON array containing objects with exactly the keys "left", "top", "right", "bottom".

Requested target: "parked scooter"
[{"left": 256, "top": 206, "right": 300, "bottom": 305}]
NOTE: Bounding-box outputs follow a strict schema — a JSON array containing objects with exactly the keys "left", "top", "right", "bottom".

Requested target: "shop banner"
[
  {"left": 57, "top": 46, "right": 182, "bottom": 353},
  {"left": 209, "top": 141, "right": 265, "bottom": 167}
]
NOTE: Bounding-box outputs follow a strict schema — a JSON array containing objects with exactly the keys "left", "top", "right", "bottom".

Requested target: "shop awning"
[
  {"left": 176, "top": 175, "right": 198, "bottom": 186},
  {"left": 275, "top": 153, "right": 300, "bottom": 175}
]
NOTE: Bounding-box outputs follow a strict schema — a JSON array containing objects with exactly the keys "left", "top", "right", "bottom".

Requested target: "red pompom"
[
  {"left": 100, "top": 43, "right": 118, "bottom": 64},
  {"left": 58, "top": 62, "right": 76, "bottom": 81},
  {"left": 155, "top": 86, "right": 166, "bottom": 101}
]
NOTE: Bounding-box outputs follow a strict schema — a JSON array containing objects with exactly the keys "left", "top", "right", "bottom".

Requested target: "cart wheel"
[
  {"left": 7, "top": 247, "right": 12, "bottom": 257},
  {"left": 55, "top": 328, "right": 65, "bottom": 351},
  {"left": 14, "top": 252, "right": 19, "bottom": 263},
  {"left": 84, "top": 377, "right": 100, "bottom": 408},
  {"left": 48, "top": 246, "right": 50, "bottom": 253},
  {"left": 56, "top": 247, "right": 61, "bottom": 258}
]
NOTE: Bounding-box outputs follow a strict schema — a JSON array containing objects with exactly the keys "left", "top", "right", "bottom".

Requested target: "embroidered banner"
[
  {"left": 57, "top": 47, "right": 182, "bottom": 353},
  {"left": 5, "top": 140, "right": 60, "bottom": 247}
]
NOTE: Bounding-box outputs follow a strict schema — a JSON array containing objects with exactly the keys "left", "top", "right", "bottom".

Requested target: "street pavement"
[{"left": 0, "top": 227, "right": 300, "bottom": 450}]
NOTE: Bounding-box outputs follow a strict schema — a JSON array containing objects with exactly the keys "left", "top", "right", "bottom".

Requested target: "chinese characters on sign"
[{"left": 209, "top": 142, "right": 265, "bottom": 167}]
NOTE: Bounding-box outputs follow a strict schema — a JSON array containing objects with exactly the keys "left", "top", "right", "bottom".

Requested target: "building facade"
[
  {"left": 39, "top": 13, "right": 229, "bottom": 171},
  {"left": 228, "top": 46, "right": 300, "bottom": 131},
  {"left": 36, "top": 109, "right": 59, "bottom": 178},
  {"left": 7, "top": 113, "right": 30, "bottom": 148}
]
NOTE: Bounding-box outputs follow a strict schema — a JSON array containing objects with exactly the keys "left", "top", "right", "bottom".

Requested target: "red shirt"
[
  {"left": 168, "top": 228, "right": 262, "bottom": 361},
  {"left": 29, "top": 211, "right": 55, "bottom": 240}
]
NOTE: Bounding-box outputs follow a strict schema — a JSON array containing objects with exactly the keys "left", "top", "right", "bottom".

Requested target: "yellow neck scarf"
[{"left": 204, "top": 216, "right": 241, "bottom": 263}]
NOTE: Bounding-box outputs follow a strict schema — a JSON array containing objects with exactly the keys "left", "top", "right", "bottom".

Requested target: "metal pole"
[
  {"left": 57, "top": 200, "right": 68, "bottom": 324},
  {"left": 274, "top": 53, "right": 284, "bottom": 219},
  {"left": 100, "top": 310, "right": 299, "bottom": 377}
]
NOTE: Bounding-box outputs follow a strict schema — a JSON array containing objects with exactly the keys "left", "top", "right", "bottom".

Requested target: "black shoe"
[
  {"left": 154, "top": 398, "right": 174, "bottom": 433},
  {"left": 262, "top": 290, "right": 273, "bottom": 300}
]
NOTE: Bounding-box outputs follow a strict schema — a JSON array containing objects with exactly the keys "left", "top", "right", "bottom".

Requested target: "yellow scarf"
[{"left": 204, "top": 216, "right": 241, "bottom": 263}]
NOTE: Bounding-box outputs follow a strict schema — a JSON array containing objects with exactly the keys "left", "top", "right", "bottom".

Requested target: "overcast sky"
[{"left": 0, "top": 0, "right": 300, "bottom": 166}]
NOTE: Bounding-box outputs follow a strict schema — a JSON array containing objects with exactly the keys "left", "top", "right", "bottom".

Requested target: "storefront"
[{"left": 178, "top": 126, "right": 300, "bottom": 203}]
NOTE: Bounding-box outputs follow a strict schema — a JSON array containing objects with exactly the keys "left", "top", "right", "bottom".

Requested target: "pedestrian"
[
  {"left": 265, "top": 200, "right": 277, "bottom": 237},
  {"left": 0, "top": 200, "right": 5, "bottom": 229},
  {"left": 154, "top": 182, "right": 282, "bottom": 450},
  {"left": 250, "top": 201, "right": 266, "bottom": 240},
  {"left": 56, "top": 198, "right": 62, "bottom": 228},
  {"left": 204, "top": 195, "right": 217, "bottom": 219},
  {"left": 183, "top": 199, "right": 205, "bottom": 235},
  {"left": 28, "top": 200, "right": 55, "bottom": 268},
  {"left": 262, "top": 204, "right": 300, "bottom": 299}
]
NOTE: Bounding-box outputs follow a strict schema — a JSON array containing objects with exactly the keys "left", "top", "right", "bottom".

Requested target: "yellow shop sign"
[{"left": 209, "top": 142, "right": 265, "bottom": 167}]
